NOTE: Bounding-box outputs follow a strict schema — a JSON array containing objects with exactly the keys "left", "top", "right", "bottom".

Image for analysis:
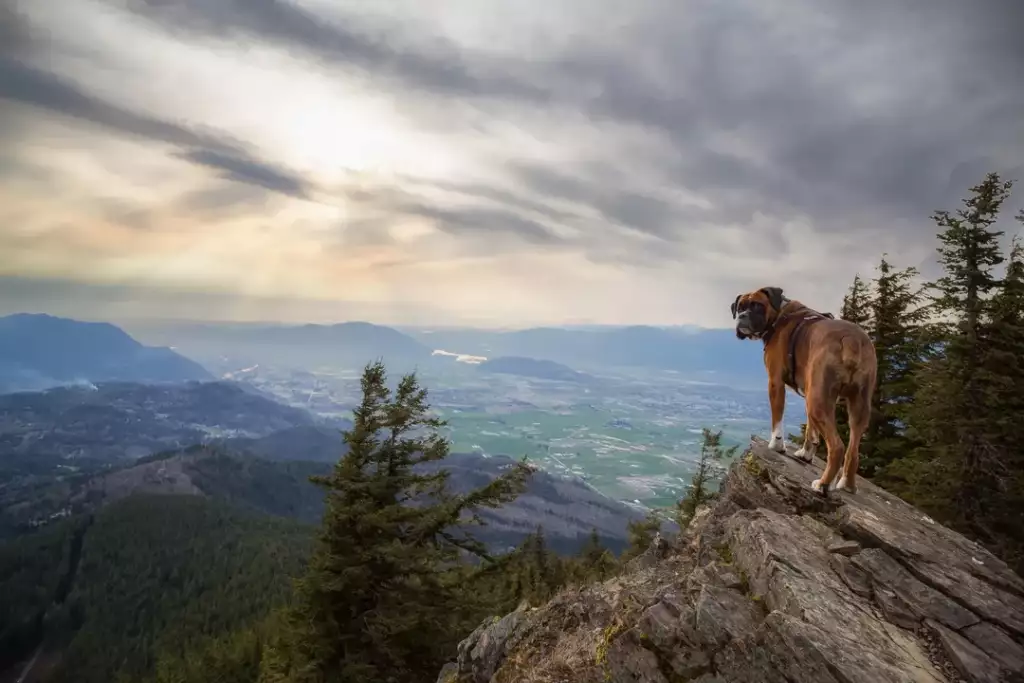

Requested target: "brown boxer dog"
[{"left": 731, "top": 286, "right": 877, "bottom": 494}]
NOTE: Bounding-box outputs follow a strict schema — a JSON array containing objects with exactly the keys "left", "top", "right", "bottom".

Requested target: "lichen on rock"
[{"left": 437, "top": 437, "right": 1024, "bottom": 683}]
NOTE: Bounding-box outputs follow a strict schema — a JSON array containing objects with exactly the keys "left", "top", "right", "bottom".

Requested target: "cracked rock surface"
[{"left": 436, "top": 438, "right": 1024, "bottom": 683}]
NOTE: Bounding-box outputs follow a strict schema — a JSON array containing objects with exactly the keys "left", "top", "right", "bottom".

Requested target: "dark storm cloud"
[
  {"left": 544, "top": 0, "right": 1024, "bottom": 238},
  {"left": 116, "top": 0, "right": 1024, "bottom": 247},
  {"left": 0, "top": 8, "right": 316, "bottom": 205},
  {"left": 0, "top": 7, "right": 234, "bottom": 150},
  {"left": 0, "top": 58, "right": 316, "bottom": 202},
  {"left": 0, "top": 57, "right": 227, "bottom": 150}
]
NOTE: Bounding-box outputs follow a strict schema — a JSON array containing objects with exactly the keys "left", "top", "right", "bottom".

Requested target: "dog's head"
[{"left": 730, "top": 287, "right": 786, "bottom": 340}]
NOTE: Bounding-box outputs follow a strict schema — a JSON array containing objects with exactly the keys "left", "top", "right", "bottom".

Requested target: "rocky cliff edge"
[{"left": 438, "top": 437, "right": 1024, "bottom": 683}]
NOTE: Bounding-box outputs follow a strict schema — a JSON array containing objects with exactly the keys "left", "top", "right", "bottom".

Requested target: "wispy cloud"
[{"left": 1, "top": 0, "right": 1022, "bottom": 327}]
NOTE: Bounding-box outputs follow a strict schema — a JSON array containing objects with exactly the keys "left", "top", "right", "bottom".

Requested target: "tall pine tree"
[
  {"left": 862, "top": 255, "right": 928, "bottom": 476},
  {"left": 896, "top": 173, "right": 1014, "bottom": 548},
  {"left": 974, "top": 229, "right": 1024, "bottom": 568},
  {"left": 261, "top": 361, "right": 532, "bottom": 683}
]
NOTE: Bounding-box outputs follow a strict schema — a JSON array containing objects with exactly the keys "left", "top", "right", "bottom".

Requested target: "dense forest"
[
  {"left": 831, "top": 172, "right": 1024, "bottom": 574},
  {"left": 0, "top": 171, "right": 1022, "bottom": 682},
  {"left": 0, "top": 495, "right": 313, "bottom": 683}
]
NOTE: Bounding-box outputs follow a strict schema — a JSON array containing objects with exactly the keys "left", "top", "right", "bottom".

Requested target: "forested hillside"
[{"left": 0, "top": 495, "right": 312, "bottom": 683}]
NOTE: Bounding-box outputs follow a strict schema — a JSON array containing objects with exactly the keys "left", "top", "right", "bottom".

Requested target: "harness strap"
[{"left": 763, "top": 309, "right": 835, "bottom": 396}]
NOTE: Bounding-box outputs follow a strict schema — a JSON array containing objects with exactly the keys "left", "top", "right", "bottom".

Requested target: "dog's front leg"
[{"left": 767, "top": 376, "right": 786, "bottom": 453}]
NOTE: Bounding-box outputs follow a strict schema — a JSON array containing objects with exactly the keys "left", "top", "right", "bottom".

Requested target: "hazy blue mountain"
[
  {"left": 477, "top": 356, "right": 591, "bottom": 382},
  {"left": 125, "top": 319, "right": 435, "bottom": 371},
  {"left": 128, "top": 319, "right": 767, "bottom": 380},
  {"left": 0, "top": 313, "right": 212, "bottom": 394}
]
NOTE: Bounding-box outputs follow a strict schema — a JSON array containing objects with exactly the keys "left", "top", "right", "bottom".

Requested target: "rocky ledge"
[{"left": 437, "top": 437, "right": 1024, "bottom": 683}]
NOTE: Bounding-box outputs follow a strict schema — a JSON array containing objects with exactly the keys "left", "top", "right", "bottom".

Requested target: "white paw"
[
  {"left": 811, "top": 478, "right": 824, "bottom": 493},
  {"left": 768, "top": 436, "right": 785, "bottom": 453},
  {"left": 794, "top": 446, "right": 809, "bottom": 460},
  {"left": 836, "top": 477, "right": 856, "bottom": 493}
]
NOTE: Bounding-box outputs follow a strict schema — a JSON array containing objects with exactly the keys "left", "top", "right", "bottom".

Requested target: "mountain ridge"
[
  {"left": 125, "top": 318, "right": 766, "bottom": 381},
  {"left": 0, "top": 313, "right": 212, "bottom": 393},
  {"left": 123, "top": 319, "right": 435, "bottom": 372},
  {"left": 13, "top": 441, "right": 649, "bottom": 555}
]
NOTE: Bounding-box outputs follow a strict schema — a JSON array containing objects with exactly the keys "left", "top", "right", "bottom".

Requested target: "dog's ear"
[
  {"left": 759, "top": 287, "right": 785, "bottom": 312},
  {"left": 730, "top": 294, "right": 741, "bottom": 319}
]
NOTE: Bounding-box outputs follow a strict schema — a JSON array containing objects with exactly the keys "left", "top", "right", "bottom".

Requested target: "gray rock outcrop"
[{"left": 437, "top": 437, "right": 1024, "bottom": 683}]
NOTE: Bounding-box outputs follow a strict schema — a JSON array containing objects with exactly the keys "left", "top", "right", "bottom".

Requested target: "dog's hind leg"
[
  {"left": 838, "top": 384, "right": 871, "bottom": 492},
  {"left": 808, "top": 369, "right": 845, "bottom": 494}
]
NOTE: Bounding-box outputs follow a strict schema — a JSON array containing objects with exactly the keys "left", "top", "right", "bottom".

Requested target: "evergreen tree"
[
  {"left": 895, "top": 173, "right": 1014, "bottom": 548},
  {"left": 840, "top": 273, "right": 872, "bottom": 328},
  {"left": 571, "top": 529, "right": 617, "bottom": 583},
  {"left": 676, "top": 428, "right": 735, "bottom": 528},
  {"left": 620, "top": 510, "right": 662, "bottom": 563},
  {"left": 262, "top": 361, "right": 532, "bottom": 683},
  {"left": 862, "top": 255, "right": 929, "bottom": 476},
  {"left": 975, "top": 230, "right": 1024, "bottom": 567},
  {"left": 516, "top": 525, "right": 566, "bottom": 604},
  {"left": 462, "top": 526, "right": 579, "bottom": 613}
]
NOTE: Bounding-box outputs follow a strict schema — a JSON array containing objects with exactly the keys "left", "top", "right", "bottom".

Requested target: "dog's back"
[{"left": 803, "top": 317, "right": 877, "bottom": 400}]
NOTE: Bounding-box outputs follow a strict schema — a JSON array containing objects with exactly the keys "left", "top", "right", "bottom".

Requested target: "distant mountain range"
[
  {"left": 125, "top": 319, "right": 436, "bottom": 374},
  {"left": 0, "top": 313, "right": 212, "bottom": 394},
  {"left": 127, "top": 318, "right": 767, "bottom": 382},
  {"left": 1, "top": 312, "right": 769, "bottom": 385}
]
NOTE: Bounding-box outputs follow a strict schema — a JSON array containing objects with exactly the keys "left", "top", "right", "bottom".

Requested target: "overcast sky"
[{"left": 2, "top": 0, "right": 1022, "bottom": 328}]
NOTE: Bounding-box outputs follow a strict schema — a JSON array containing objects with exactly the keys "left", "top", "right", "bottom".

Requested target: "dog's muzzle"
[{"left": 735, "top": 313, "right": 760, "bottom": 339}]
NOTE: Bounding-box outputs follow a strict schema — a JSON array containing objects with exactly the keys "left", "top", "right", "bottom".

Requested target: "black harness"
[{"left": 762, "top": 308, "right": 835, "bottom": 396}]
